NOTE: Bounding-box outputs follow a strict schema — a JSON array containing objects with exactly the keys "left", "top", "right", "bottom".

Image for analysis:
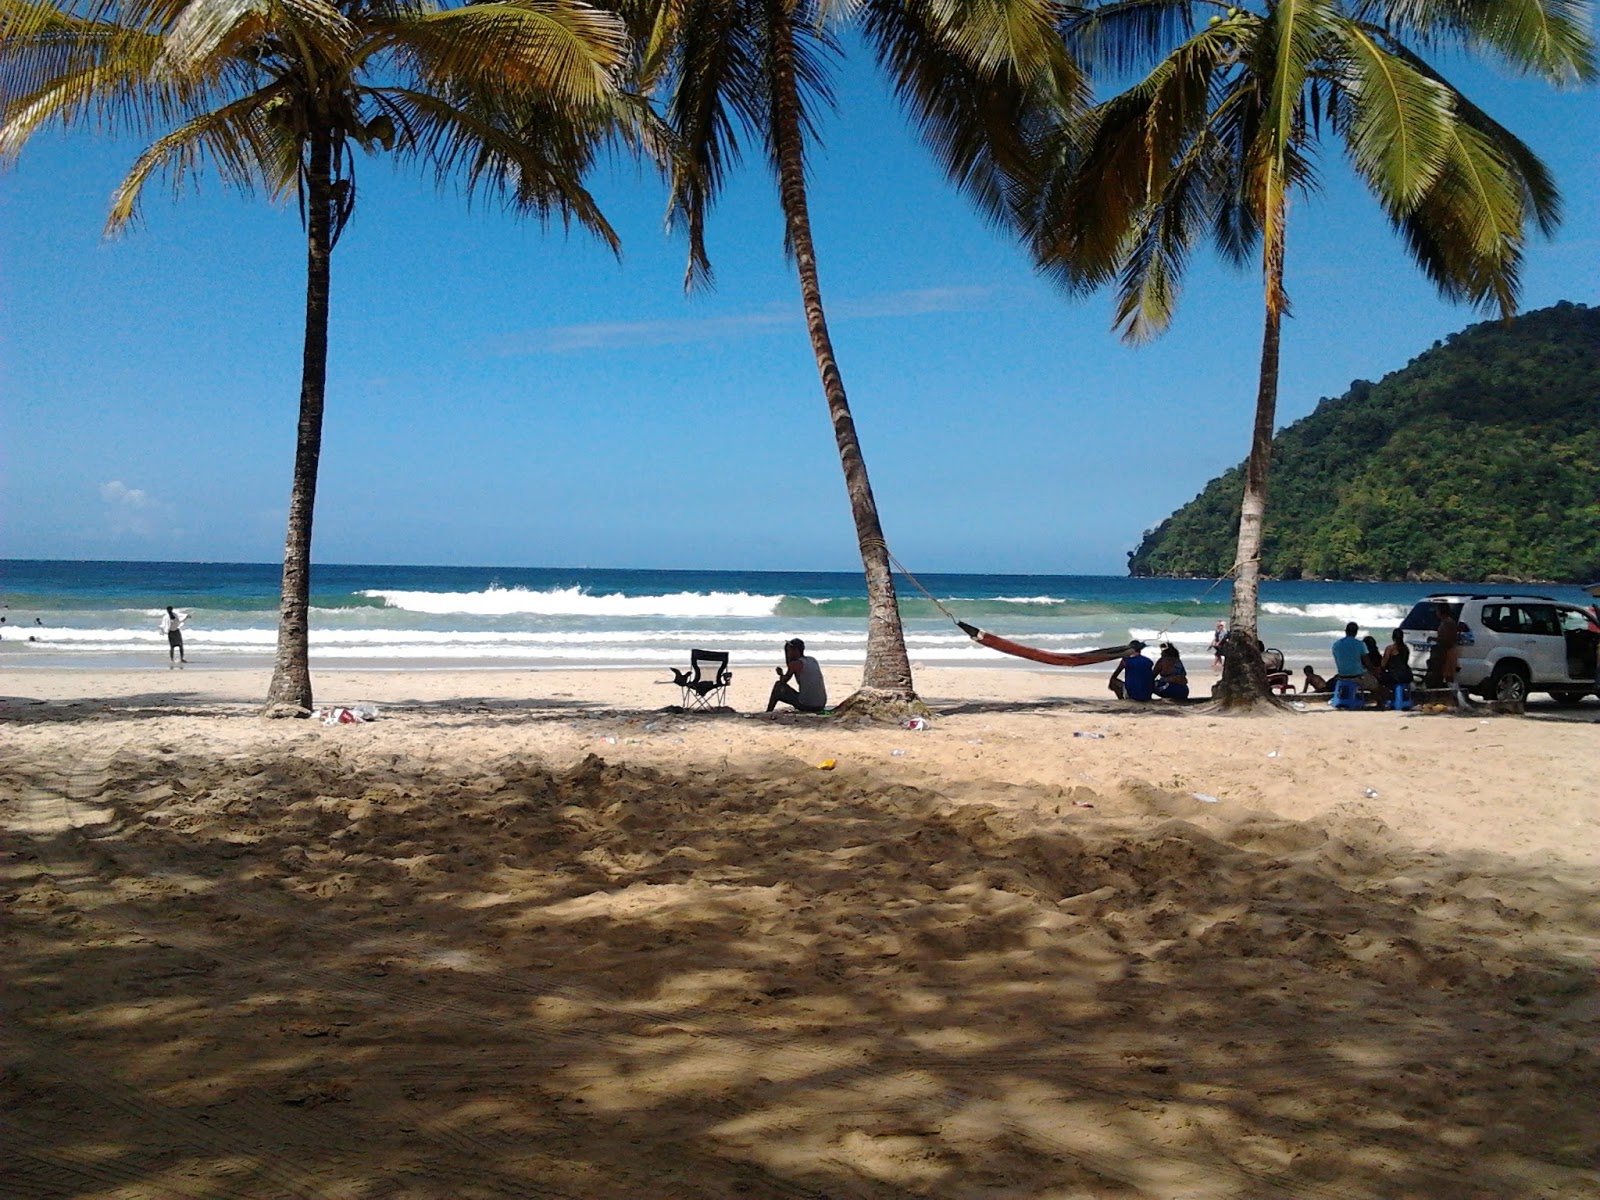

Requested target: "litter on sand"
[
  {"left": 316, "top": 703, "right": 379, "bottom": 725},
  {"left": 1192, "top": 792, "right": 1220, "bottom": 804}
]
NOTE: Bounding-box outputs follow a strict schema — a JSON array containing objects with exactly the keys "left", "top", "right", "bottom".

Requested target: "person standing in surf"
[{"left": 160, "top": 605, "right": 188, "bottom": 667}]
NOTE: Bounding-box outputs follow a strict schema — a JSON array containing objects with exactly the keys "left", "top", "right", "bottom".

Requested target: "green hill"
[{"left": 1127, "top": 301, "right": 1600, "bottom": 583}]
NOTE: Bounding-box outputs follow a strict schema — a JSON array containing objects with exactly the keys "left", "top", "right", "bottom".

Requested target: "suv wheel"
[{"left": 1489, "top": 663, "right": 1530, "bottom": 703}]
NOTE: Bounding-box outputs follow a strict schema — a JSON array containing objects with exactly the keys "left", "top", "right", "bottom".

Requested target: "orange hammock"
[{"left": 956, "top": 621, "right": 1131, "bottom": 668}]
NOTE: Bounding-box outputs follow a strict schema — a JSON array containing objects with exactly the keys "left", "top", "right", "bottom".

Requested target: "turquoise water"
[{"left": 4, "top": 559, "right": 1594, "bottom": 672}]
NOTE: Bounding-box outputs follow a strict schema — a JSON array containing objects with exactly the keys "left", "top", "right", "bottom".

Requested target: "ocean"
[{"left": 4, "top": 560, "right": 1596, "bottom": 674}]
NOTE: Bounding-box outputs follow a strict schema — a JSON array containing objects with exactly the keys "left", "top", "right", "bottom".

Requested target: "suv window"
[
  {"left": 1400, "top": 601, "right": 1459, "bottom": 632},
  {"left": 1559, "top": 606, "right": 1592, "bottom": 633},
  {"left": 1521, "top": 604, "right": 1561, "bottom": 637},
  {"left": 1481, "top": 604, "right": 1518, "bottom": 633}
]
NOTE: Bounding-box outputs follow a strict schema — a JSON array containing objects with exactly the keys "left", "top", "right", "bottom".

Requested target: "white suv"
[{"left": 1398, "top": 594, "right": 1600, "bottom": 705}]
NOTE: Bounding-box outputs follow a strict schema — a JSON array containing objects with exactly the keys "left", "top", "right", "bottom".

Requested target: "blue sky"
[{"left": 2, "top": 35, "right": 1597, "bottom": 576}]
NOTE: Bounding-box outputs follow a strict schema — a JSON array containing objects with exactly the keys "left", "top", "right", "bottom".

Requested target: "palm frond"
[
  {"left": 1254, "top": 0, "right": 1335, "bottom": 161},
  {"left": 106, "top": 85, "right": 291, "bottom": 229},
  {"left": 1388, "top": 120, "right": 1530, "bottom": 316},
  {"left": 1028, "top": 14, "right": 1244, "bottom": 290},
  {"left": 650, "top": 0, "right": 766, "bottom": 287},
  {"left": 383, "top": 0, "right": 629, "bottom": 107},
  {"left": 1110, "top": 120, "right": 1229, "bottom": 341},
  {"left": 1062, "top": 0, "right": 1204, "bottom": 78},
  {"left": 372, "top": 83, "right": 621, "bottom": 250},
  {"left": 160, "top": 0, "right": 355, "bottom": 78},
  {"left": 0, "top": 19, "right": 197, "bottom": 162},
  {"left": 1328, "top": 14, "right": 1453, "bottom": 210},
  {"left": 910, "top": 0, "right": 1079, "bottom": 80},
  {"left": 1386, "top": 37, "right": 1562, "bottom": 235},
  {"left": 1362, "top": 0, "right": 1596, "bottom": 85},
  {"left": 859, "top": 0, "right": 1084, "bottom": 230}
]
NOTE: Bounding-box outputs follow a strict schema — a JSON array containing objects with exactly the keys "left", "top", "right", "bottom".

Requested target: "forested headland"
[{"left": 1127, "top": 302, "right": 1600, "bottom": 583}]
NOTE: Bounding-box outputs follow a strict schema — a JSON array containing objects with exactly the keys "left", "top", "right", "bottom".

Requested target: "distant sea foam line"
[
  {"left": 1263, "top": 602, "right": 1409, "bottom": 624},
  {"left": 361, "top": 586, "right": 783, "bottom": 618},
  {"left": 24, "top": 627, "right": 1117, "bottom": 649},
  {"left": 356, "top": 586, "right": 1105, "bottom": 618}
]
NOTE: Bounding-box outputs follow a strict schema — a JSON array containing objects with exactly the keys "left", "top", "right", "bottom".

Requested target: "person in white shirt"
[
  {"left": 767, "top": 638, "right": 827, "bottom": 713},
  {"left": 160, "top": 606, "right": 189, "bottom": 667}
]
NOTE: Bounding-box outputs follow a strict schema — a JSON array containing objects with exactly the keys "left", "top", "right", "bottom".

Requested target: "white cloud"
[
  {"left": 492, "top": 285, "right": 999, "bottom": 355},
  {"left": 100, "top": 479, "right": 161, "bottom": 537}
]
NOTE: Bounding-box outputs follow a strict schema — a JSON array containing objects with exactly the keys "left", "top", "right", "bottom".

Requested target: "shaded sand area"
[{"left": 3, "top": 667, "right": 1598, "bottom": 1198}]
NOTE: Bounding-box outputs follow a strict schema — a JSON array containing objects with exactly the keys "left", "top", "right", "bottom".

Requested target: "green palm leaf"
[
  {"left": 390, "top": 0, "right": 629, "bottom": 104},
  {"left": 107, "top": 86, "right": 292, "bottom": 227},
  {"left": 1331, "top": 12, "right": 1453, "bottom": 208},
  {"left": 1365, "top": 0, "right": 1596, "bottom": 84}
]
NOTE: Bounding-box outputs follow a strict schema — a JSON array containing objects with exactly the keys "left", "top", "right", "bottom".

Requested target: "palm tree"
[
  {"left": 1025, "top": 0, "right": 1594, "bottom": 703},
  {"left": 0, "top": 0, "right": 637, "bottom": 711},
  {"left": 635, "top": 0, "right": 1079, "bottom": 714}
]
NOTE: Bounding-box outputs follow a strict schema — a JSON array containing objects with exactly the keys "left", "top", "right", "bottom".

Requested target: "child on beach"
[{"left": 1302, "top": 665, "right": 1330, "bottom": 693}]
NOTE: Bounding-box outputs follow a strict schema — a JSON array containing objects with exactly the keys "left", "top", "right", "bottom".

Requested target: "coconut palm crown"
[
  {"left": 632, "top": 0, "right": 1080, "bottom": 713},
  {"left": 0, "top": 0, "right": 639, "bottom": 711},
  {"left": 1024, "top": 0, "right": 1595, "bottom": 702}
]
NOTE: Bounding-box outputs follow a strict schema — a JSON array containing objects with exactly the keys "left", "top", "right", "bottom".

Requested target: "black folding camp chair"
[{"left": 671, "top": 649, "right": 732, "bottom": 710}]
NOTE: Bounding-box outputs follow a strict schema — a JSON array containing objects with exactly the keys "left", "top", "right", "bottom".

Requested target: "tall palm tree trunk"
[
  {"left": 768, "top": 0, "right": 917, "bottom": 708},
  {"left": 265, "top": 131, "right": 334, "bottom": 712},
  {"left": 1217, "top": 187, "right": 1287, "bottom": 706}
]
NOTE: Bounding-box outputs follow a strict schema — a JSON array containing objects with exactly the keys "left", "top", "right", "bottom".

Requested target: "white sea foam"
[
  {"left": 361, "top": 585, "right": 783, "bottom": 618},
  {"left": 1127, "top": 629, "right": 1218, "bottom": 648},
  {"left": 1262, "top": 602, "right": 1408, "bottom": 624}
]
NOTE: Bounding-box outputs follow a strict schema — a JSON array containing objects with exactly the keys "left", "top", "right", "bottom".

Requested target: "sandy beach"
[{"left": 4, "top": 664, "right": 1597, "bottom": 1198}]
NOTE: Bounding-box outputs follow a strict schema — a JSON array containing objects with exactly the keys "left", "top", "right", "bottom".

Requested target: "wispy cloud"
[
  {"left": 490, "top": 286, "right": 997, "bottom": 355},
  {"left": 100, "top": 479, "right": 164, "bottom": 538}
]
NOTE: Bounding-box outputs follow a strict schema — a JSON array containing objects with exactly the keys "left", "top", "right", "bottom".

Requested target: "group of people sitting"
[
  {"left": 1299, "top": 623, "right": 1414, "bottom": 700},
  {"left": 1110, "top": 623, "right": 1418, "bottom": 707},
  {"left": 1108, "top": 640, "right": 1190, "bottom": 702}
]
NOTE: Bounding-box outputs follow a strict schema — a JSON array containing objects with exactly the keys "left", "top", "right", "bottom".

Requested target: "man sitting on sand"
[
  {"left": 1108, "top": 640, "right": 1155, "bottom": 701},
  {"left": 767, "top": 638, "right": 827, "bottom": 713}
]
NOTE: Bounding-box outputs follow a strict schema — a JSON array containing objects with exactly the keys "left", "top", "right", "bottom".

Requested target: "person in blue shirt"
[
  {"left": 1331, "top": 622, "right": 1367, "bottom": 680},
  {"left": 1109, "top": 640, "right": 1155, "bottom": 701}
]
